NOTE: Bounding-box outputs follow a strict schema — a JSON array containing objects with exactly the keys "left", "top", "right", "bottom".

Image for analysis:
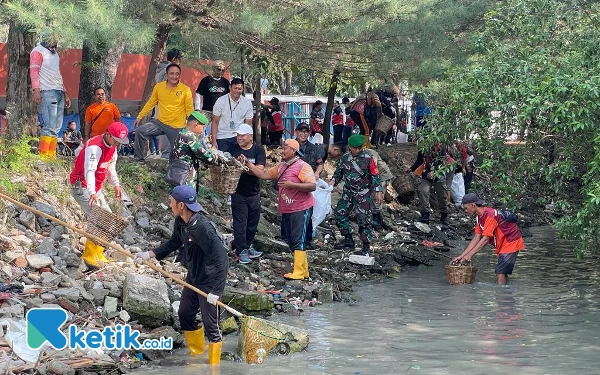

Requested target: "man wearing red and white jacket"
[
  {"left": 30, "top": 38, "right": 71, "bottom": 158},
  {"left": 69, "top": 122, "right": 130, "bottom": 268}
]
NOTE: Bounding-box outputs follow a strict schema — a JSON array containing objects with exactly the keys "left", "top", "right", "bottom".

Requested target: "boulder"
[
  {"left": 49, "top": 225, "right": 66, "bottom": 240},
  {"left": 221, "top": 288, "right": 274, "bottom": 312},
  {"left": 37, "top": 238, "right": 58, "bottom": 256},
  {"left": 18, "top": 210, "right": 36, "bottom": 231},
  {"left": 53, "top": 288, "right": 81, "bottom": 302},
  {"left": 254, "top": 236, "right": 288, "bottom": 254},
  {"left": 31, "top": 201, "right": 58, "bottom": 218},
  {"left": 122, "top": 273, "right": 170, "bottom": 327},
  {"left": 26, "top": 254, "right": 54, "bottom": 269},
  {"left": 316, "top": 283, "right": 334, "bottom": 303},
  {"left": 104, "top": 296, "right": 119, "bottom": 319},
  {"left": 220, "top": 316, "right": 239, "bottom": 334},
  {"left": 135, "top": 209, "right": 152, "bottom": 228}
]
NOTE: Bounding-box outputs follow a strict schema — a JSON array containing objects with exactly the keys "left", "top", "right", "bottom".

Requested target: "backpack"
[{"left": 495, "top": 208, "right": 518, "bottom": 223}]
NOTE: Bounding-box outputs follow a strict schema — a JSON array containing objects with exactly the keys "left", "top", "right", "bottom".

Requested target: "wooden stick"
[{"left": 0, "top": 191, "right": 244, "bottom": 318}]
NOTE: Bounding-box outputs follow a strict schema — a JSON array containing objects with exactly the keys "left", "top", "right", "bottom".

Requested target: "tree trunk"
[
  {"left": 278, "top": 70, "right": 292, "bottom": 95},
  {"left": 78, "top": 40, "right": 124, "bottom": 138},
  {"left": 254, "top": 76, "right": 262, "bottom": 146},
  {"left": 307, "top": 70, "right": 317, "bottom": 96},
  {"left": 240, "top": 48, "right": 246, "bottom": 87},
  {"left": 140, "top": 23, "right": 172, "bottom": 111},
  {"left": 5, "top": 21, "right": 37, "bottom": 140},
  {"left": 322, "top": 69, "right": 340, "bottom": 145}
]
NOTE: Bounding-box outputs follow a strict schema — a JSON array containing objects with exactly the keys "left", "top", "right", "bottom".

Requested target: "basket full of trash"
[
  {"left": 209, "top": 151, "right": 248, "bottom": 195},
  {"left": 445, "top": 261, "right": 477, "bottom": 285}
]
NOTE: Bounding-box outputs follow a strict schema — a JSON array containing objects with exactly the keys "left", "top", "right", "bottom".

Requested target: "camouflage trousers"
[{"left": 334, "top": 191, "right": 373, "bottom": 243}]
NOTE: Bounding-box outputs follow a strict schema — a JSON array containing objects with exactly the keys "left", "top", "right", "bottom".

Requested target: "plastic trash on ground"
[
  {"left": 312, "top": 179, "right": 333, "bottom": 231},
  {"left": 0, "top": 318, "right": 44, "bottom": 363},
  {"left": 348, "top": 254, "right": 375, "bottom": 266}
]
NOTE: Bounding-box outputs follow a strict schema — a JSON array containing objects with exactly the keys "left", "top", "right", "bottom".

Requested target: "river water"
[{"left": 141, "top": 227, "right": 600, "bottom": 375}]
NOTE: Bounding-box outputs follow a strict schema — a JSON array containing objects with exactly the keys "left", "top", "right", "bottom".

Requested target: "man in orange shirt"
[
  {"left": 84, "top": 87, "right": 122, "bottom": 141},
  {"left": 452, "top": 193, "right": 525, "bottom": 285}
]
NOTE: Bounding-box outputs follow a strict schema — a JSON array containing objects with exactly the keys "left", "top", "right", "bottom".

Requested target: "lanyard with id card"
[{"left": 228, "top": 97, "right": 240, "bottom": 129}]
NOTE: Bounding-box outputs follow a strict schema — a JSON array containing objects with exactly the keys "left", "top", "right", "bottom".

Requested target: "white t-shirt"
[{"left": 212, "top": 94, "right": 254, "bottom": 139}]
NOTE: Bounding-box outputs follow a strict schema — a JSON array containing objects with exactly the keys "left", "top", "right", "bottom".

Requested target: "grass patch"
[{"left": 116, "top": 160, "right": 171, "bottom": 203}]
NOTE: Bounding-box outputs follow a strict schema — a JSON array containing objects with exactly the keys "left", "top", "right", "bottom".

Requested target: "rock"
[
  {"left": 37, "top": 238, "right": 58, "bottom": 256},
  {"left": 12, "top": 234, "right": 33, "bottom": 247},
  {"left": 119, "top": 309, "right": 131, "bottom": 323},
  {"left": 53, "top": 288, "right": 80, "bottom": 302},
  {"left": 18, "top": 210, "right": 36, "bottom": 231},
  {"left": 44, "top": 360, "right": 75, "bottom": 375},
  {"left": 220, "top": 316, "right": 239, "bottom": 334},
  {"left": 60, "top": 249, "right": 82, "bottom": 267},
  {"left": 317, "top": 283, "right": 334, "bottom": 303},
  {"left": 0, "top": 234, "right": 17, "bottom": 251},
  {"left": 237, "top": 318, "right": 309, "bottom": 362},
  {"left": 0, "top": 304, "right": 25, "bottom": 318},
  {"left": 89, "top": 288, "right": 110, "bottom": 305},
  {"left": 221, "top": 288, "right": 274, "bottom": 312},
  {"left": 41, "top": 293, "right": 57, "bottom": 303},
  {"left": 32, "top": 201, "right": 58, "bottom": 218},
  {"left": 254, "top": 236, "right": 288, "bottom": 254},
  {"left": 104, "top": 296, "right": 119, "bottom": 318},
  {"left": 122, "top": 273, "right": 170, "bottom": 327},
  {"left": 41, "top": 272, "right": 62, "bottom": 287},
  {"left": 26, "top": 254, "right": 54, "bottom": 269},
  {"left": 49, "top": 225, "right": 66, "bottom": 240}
]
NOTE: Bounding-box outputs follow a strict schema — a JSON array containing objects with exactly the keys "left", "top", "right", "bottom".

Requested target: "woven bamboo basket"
[
  {"left": 445, "top": 264, "right": 478, "bottom": 285},
  {"left": 209, "top": 165, "right": 244, "bottom": 194},
  {"left": 87, "top": 206, "right": 128, "bottom": 243},
  {"left": 375, "top": 115, "right": 394, "bottom": 134}
]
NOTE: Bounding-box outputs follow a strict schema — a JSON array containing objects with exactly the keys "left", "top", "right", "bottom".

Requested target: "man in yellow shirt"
[
  {"left": 84, "top": 87, "right": 121, "bottom": 141},
  {"left": 133, "top": 64, "right": 193, "bottom": 161}
]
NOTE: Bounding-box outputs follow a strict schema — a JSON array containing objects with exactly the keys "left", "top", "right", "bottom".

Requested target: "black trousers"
[
  {"left": 231, "top": 193, "right": 261, "bottom": 253},
  {"left": 281, "top": 209, "right": 310, "bottom": 251},
  {"left": 179, "top": 286, "right": 222, "bottom": 342},
  {"left": 269, "top": 130, "right": 283, "bottom": 146},
  {"left": 333, "top": 125, "right": 344, "bottom": 143}
]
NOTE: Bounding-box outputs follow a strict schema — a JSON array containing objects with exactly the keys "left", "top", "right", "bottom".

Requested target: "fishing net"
[{"left": 240, "top": 316, "right": 289, "bottom": 364}]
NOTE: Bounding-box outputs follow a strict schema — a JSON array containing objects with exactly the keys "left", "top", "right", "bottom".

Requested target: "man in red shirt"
[
  {"left": 452, "top": 193, "right": 525, "bottom": 285},
  {"left": 70, "top": 122, "right": 130, "bottom": 268}
]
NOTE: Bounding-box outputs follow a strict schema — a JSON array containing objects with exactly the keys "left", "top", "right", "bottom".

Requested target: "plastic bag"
[
  {"left": 450, "top": 173, "right": 465, "bottom": 206},
  {"left": 311, "top": 179, "right": 333, "bottom": 231}
]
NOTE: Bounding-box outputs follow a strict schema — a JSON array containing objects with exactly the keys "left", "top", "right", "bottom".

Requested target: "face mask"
[{"left": 41, "top": 41, "right": 57, "bottom": 54}]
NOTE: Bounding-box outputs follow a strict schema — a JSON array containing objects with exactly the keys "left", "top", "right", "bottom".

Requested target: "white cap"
[{"left": 235, "top": 124, "right": 253, "bottom": 135}]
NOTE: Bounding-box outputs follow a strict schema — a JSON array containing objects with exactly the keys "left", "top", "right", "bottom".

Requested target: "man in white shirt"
[
  {"left": 30, "top": 38, "right": 71, "bottom": 158},
  {"left": 210, "top": 78, "right": 254, "bottom": 153}
]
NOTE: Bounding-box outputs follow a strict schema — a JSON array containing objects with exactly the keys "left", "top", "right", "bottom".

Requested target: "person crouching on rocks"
[
  {"left": 69, "top": 122, "right": 131, "bottom": 268},
  {"left": 135, "top": 185, "right": 228, "bottom": 364},
  {"left": 452, "top": 193, "right": 525, "bottom": 285},
  {"left": 329, "top": 134, "right": 383, "bottom": 256},
  {"left": 240, "top": 139, "right": 316, "bottom": 280}
]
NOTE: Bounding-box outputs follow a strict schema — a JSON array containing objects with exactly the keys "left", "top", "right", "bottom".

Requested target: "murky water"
[{"left": 140, "top": 227, "right": 600, "bottom": 374}]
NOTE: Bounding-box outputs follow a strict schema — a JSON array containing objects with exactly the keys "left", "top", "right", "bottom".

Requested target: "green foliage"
[
  {"left": 3, "top": 0, "right": 154, "bottom": 50},
  {"left": 0, "top": 137, "right": 36, "bottom": 194},
  {"left": 420, "top": 0, "right": 600, "bottom": 255},
  {"left": 116, "top": 160, "right": 171, "bottom": 202}
]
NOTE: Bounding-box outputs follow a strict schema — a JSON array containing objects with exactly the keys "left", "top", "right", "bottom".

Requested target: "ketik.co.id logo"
[{"left": 26, "top": 308, "right": 172, "bottom": 350}]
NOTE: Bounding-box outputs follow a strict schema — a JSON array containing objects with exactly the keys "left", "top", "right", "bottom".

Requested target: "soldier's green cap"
[
  {"left": 348, "top": 134, "right": 366, "bottom": 148},
  {"left": 188, "top": 111, "right": 209, "bottom": 125}
]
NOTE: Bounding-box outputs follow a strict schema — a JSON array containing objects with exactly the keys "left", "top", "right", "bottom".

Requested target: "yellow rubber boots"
[
  {"left": 183, "top": 327, "right": 205, "bottom": 355},
  {"left": 81, "top": 240, "right": 111, "bottom": 268},
  {"left": 284, "top": 250, "right": 309, "bottom": 280},
  {"left": 38, "top": 136, "right": 52, "bottom": 157},
  {"left": 208, "top": 341, "right": 222, "bottom": 365},
  {"left": 47, "top": 136, "right": 58, "bottom": 159}
]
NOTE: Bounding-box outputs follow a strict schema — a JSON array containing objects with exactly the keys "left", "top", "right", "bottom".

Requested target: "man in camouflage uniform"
[
  {"left": 169, "top": 111, "right": 214, "bottom": 187},
  {"left": 329, "top": 134, "right": 383, "bottom": 255},
  {"left": 362, "top": 146, "right": 394, "bottom": 230}
]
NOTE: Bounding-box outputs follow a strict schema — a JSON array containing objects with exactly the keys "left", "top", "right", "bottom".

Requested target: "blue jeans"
[
  {"left": 216, "top": 137, "right": 238, "bottom": 153},
  {"left": 149, "top": 137, "right": 159, "bottom": 154},
  {"left": 39, "top": 90, "right": 65, "bottom": 137}
]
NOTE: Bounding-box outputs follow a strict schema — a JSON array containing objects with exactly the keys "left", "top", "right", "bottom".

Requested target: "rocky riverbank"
[{"left": 0, "top": 143, "right": 553, "bottom": 374}]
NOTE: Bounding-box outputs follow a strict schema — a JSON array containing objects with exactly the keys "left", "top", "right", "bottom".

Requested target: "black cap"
[
  {"left": 295, "top": 122, "right": 310, "bottom": 131},
  {"left": 462, "top": 193, "right": 486, "bottom": 205},
  {"left": 270, "top": 97, "right": 280, "bottom": 105},
  {"left": 167, "top": 49, "right": 182, "bottom": 61}
]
